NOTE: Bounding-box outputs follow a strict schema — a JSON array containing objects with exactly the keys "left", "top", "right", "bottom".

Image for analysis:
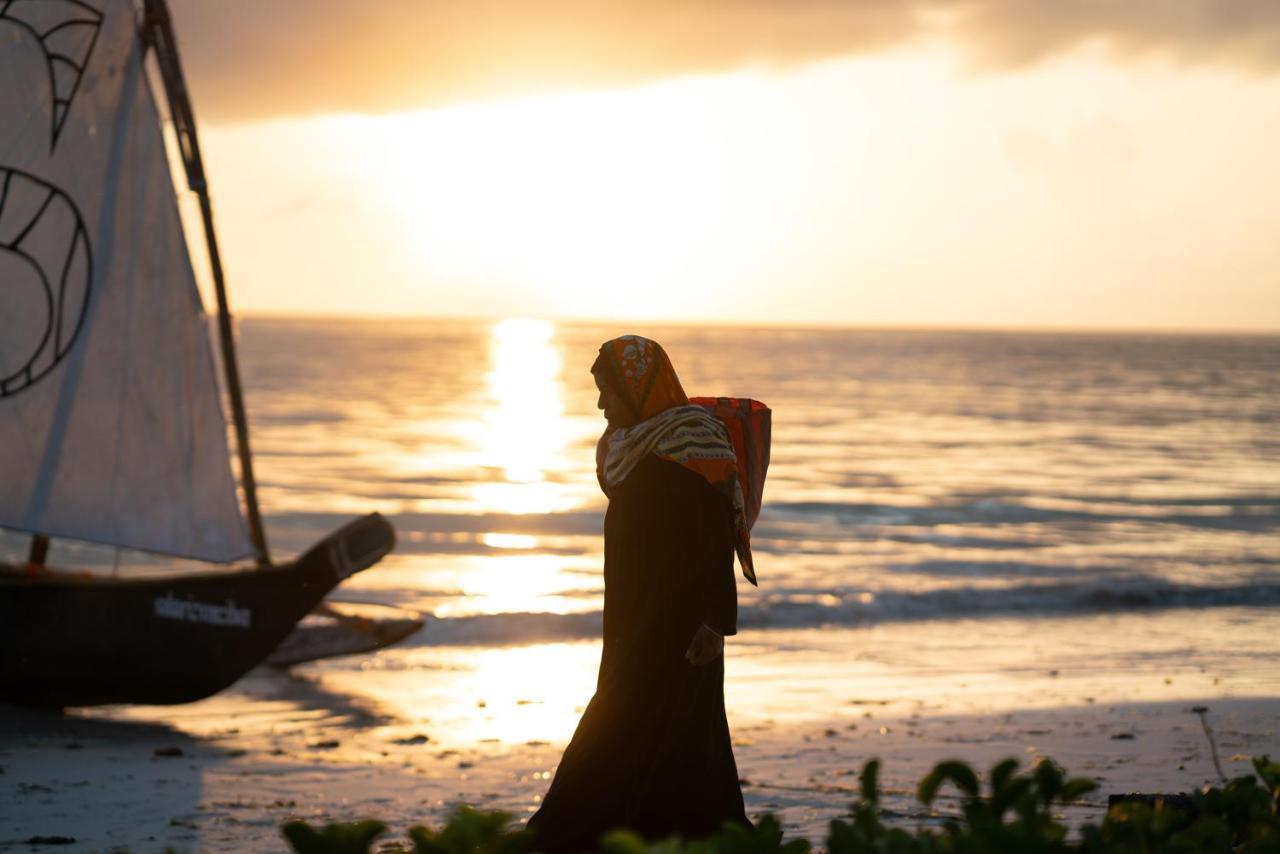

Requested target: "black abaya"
[{"left": 526, "top": 454, "right": 749, "bottom": 852}]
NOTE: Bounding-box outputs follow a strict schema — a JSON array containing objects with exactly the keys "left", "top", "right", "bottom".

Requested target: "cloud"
[
  {"left": 950, "top": 0, "right": 1280, "bottom": 71},
  {"left": 167, "top": 0, "right": 1280, "bottom": 123}
]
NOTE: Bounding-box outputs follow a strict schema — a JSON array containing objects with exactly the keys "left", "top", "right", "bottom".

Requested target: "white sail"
[{"left": 0, "top": 0, "right": 254, "bottom": 562}]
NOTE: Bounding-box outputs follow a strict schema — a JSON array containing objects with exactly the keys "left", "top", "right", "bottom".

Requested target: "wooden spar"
[
  {"left": 141, "top": 0, "right": 271, "bottom": 567},
  {"left": 27, "top": 534, "right": 49, "bottom": 567}
]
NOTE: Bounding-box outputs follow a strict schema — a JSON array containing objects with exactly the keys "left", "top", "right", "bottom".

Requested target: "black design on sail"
[
  {"left": 0, "top": 168, "right": 92, "bottom": 398},
  {"left": 0, "top": 0, "right": 412, "bottom": 707},
  {"left": 0, "top": 0, "right": 104, "bottom": 151}
]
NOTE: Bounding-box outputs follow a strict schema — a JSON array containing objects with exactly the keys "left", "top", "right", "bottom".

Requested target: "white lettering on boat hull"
[{"left": 153, "top": 593, "right": 252, "bottom": 629}]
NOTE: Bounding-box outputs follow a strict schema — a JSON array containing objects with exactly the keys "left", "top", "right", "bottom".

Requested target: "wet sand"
[{"left": 3, "top": 661, "right": 1277, "bottom": 852}]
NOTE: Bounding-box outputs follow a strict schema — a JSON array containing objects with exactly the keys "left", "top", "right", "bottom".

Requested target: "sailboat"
[{"left": 0, "top": 0, "right": 399, "bottom": 706}]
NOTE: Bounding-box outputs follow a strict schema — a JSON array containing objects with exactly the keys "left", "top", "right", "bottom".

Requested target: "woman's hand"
[{"left": 685, "top": 624, "right": 724, "bottom": 666}]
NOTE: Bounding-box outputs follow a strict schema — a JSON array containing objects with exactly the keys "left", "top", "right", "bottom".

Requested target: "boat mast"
[
  {"left": 27, "top": 535, "right": 49, "bottom": 568},
  {"left": 140, "top": 0, "right": 271, "bottom": 567}
]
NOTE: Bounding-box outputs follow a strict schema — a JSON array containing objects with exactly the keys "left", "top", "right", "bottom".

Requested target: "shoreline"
[{"left": 3, "top": 671, "right": 1276, "bottom": 852}]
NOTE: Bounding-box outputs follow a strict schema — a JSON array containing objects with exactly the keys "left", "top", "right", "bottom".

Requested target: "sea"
[
  {"left": 5, "top": 317, "right": 1280, "bottom": 734},
  {"left": 234, "top": 317, "right": 1280, "bottom": 628}
]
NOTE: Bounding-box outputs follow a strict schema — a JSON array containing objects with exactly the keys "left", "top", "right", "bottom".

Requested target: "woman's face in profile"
[{"left": 594, "top": 372, "right": 633, "bottom": 428}]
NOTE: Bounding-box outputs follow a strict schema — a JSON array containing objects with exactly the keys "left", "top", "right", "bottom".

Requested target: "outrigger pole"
[{"left": 140, "top": 0, "right": 271, "bottom": 567}]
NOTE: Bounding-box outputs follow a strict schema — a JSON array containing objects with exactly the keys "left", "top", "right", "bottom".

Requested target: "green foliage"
[
  {"left": 408, "top": 805, "right": 535, "bottom": 854},
  {"left": 825, "top": 753, "right": 1280, "bottom": 854},
  {"left": 603, "top": 814, "right": 809, "bottom": 854},
  {"left": 1085, "top": 755, "right": 1280, "bottom": 854},
  {"left": 1254, "top": 756, "right": 1280, "bottom": 792},
  {"left": 281, "top": 755, "right": 1280, "bottom": 854},
  {"left": 917, "top": 760, "right": 982, "bottom": 803},
  {"left": 281, "top": 818, "right": 388, "bottom": 854},
  {"left": 831, "top": 755, "right": 1099, "bottom": 853}
]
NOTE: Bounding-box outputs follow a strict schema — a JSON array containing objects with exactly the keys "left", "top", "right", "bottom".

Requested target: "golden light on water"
[
  {"left": 481, "top": 532, "right": 539, "bottom": 550},
  {"left": 449, "top": 554, "right": 580, "bottom": 617},
  {"left": 471, "top": 318, "right": 581, "bottom": 515},
  {"left": 485, "top": 319, "right": 562, "bottom": 484},
  {"left": 405, "top": 318, "right": 606, "bottom": 742},
  {"left": 347, "top": 642, "right": 602, "bottom": 748},
  {"left": 425, "top": 317, "right": 600, "bottom": 621},
  {"left": 330, "top": 318, "right": 610, "bottom": 744},
  {"left": 447, "top": 643, "right": 599, "bottom": 745}
]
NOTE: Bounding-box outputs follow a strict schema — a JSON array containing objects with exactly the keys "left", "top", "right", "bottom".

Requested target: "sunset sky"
[{"left": 169, "top": 1, "right": 1280, "bottom": 330}]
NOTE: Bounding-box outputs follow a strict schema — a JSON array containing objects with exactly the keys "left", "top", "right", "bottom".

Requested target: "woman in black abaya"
[{"left": 526, "top": 335, "right": 752, "bottom": 851}]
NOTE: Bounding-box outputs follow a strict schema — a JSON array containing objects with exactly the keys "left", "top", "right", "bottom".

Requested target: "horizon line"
[{"left": 233, "top": 309, "right": 1280, "bottom": 338}]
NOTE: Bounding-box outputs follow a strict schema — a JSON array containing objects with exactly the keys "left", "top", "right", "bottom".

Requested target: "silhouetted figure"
[{"left": 527, "top": 336, "right": 751, "bottom": 851}]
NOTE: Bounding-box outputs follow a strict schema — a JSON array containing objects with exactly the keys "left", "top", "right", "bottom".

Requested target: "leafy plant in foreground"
[
  {"left": 409, "top": 805, "right": 536, "bottom": 854},
  {"left": 281, "top": 818, "right": 388, "bottom": 854},
  {"left": 1084, "top": 756, "right": 1280, "bottom": 854},
  {"left": 824, "top": 755, "right": 1099, "bottom": 853},
  {"left": 281, "top": 755, "right": 1280, "bottom": 854},
  {"left": 603, "top": 814, "right": 810, "bottom": 854}
]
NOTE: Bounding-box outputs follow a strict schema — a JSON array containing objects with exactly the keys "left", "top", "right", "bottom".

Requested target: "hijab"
[{"left": 592, "top": 335, "right": 755, "bottom": 584}]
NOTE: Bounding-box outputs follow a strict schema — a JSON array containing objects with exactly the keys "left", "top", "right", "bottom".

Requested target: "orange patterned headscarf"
[
  {"left": 592, "top": 335, "right": 737, "bottom": 502},
  {"left": 591, "top": 335, "right": 689, "bottom": 422},
  {"left": 593, "top": 335, "right": 758, "bottom": 585}
]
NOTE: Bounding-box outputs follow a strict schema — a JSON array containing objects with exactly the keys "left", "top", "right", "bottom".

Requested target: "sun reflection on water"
[
  {"left": 446, "top": 317, "right": 601, "bottom": 609},
  {"left": 337, "top": 642, "right": 602, "bottom": 748},
  {"left": 486, "top": 319, "right": 563, "bottom": 481},
  {"left": 470, "top": 318, "right": 583, "bottom": 515},
  {"left": 353, "top": 319, "right": 610, "bottom": 747},
  {"left": 439, "top": 553, "right": 583, "bottom": 617},
  {"left": 481, "top": 532, "right": 539, "bottom": 550}
]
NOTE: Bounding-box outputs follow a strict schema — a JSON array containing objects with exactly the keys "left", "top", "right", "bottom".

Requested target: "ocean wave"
[
  {"left": 760, "top": 499, "right": 1280, "bottom": 533},
  {"left": 262, "top": 495, "right": 1280, "bottom": 560},
  {"left": 389, "top": 581, "right": 1280, "bottom": 647}
]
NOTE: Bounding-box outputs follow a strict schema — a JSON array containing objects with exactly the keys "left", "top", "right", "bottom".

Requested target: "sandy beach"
[{"left": 5, "top": 612, "right": 1278, "bottom": 852}]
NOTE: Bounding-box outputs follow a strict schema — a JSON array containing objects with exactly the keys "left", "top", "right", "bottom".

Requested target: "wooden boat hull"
[{"left": 0, "top": 513, "right": 394, "bottom": 707}]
